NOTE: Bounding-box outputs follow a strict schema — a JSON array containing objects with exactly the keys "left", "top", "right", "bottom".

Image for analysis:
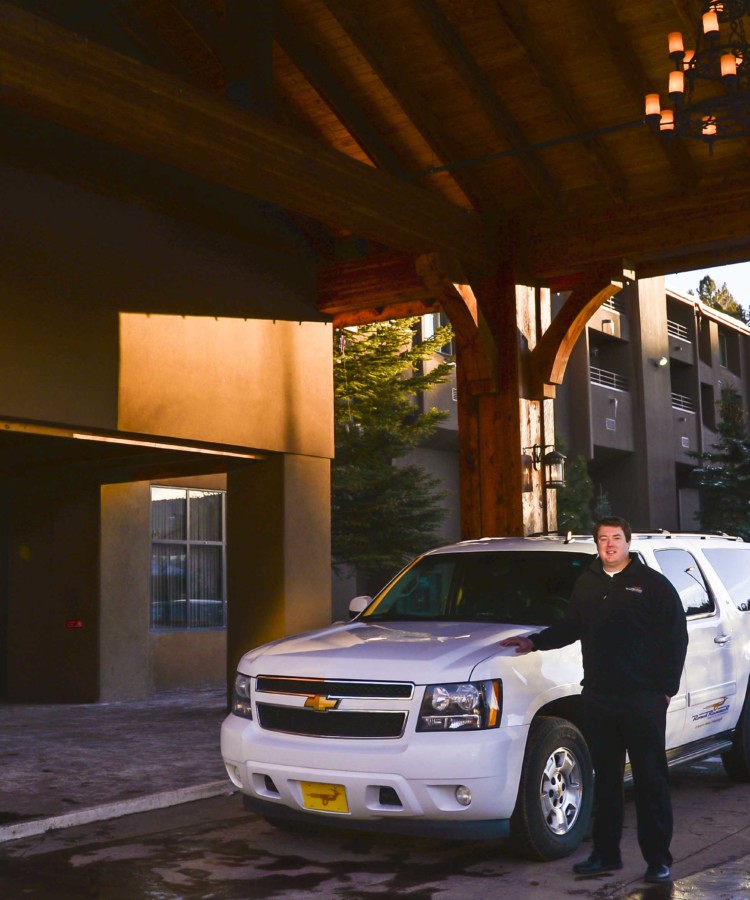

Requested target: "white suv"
[{"left": 221, "top": 533, "right": 750, "bottom": 859}]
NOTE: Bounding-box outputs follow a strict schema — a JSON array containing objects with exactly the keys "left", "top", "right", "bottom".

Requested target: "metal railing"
[
  {"left": 590, "top": 366, "right": 629, "bottom": 391},
  {"left": 602, "top": 295, "right": 627, "bottom": 315},
  {"left": 667, "top": 320, "right": 690, "bottom": 340},
  {"left": 671, "top": 392, "right": 695, "bottom": 412}
]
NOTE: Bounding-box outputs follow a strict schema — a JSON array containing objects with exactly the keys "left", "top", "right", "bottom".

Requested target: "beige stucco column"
[{"left": 226, "top": 454, "right": 332, "bottom": 693}]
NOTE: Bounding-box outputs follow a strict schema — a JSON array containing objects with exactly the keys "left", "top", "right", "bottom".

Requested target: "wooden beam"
[
  {"left": 528, "top": 178, "right": 750, "bottom": 278},
  {"left": 323, "top": 0, "right": 490, "bottom": 212},
  {"left": 411, "top": 0, "right": 562, "bottom": 207},
  {"left": 494, "top": 0, "right": 628, "bottom": 203},
  {"left": 0, "top": 1, "right": 492, "bottom": 268},
  {"left": 331, "top": 299, "right": 440, "bottom": 328},
  {"left": 274, "top": 15, "right": 405, "bottom": 174},
  {"left": 530, "top": 265, "right": 625, "bottom": 394},
  {"left": 318, "top": 252, "right": 436, "bottom": 315}
]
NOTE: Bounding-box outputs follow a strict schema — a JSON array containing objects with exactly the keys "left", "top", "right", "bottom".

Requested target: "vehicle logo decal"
[
  {"left": 304, "top": 695, "right": 339, "bottom": 712},
  {"left": 692, "top": 697, "right": 730, "bottom": 724}
]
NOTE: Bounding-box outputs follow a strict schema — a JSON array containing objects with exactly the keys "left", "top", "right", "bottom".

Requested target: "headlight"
[
  {"left": 417, "top": 680, "right": 502, "bottom": 732},
  {"left": 232, "top": 673, "right": 253, "bottom": 720}
]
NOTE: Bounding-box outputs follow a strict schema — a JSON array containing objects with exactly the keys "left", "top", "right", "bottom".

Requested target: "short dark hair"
[{"left": 593, "top": 516, "right": 632, "bottom": 542}]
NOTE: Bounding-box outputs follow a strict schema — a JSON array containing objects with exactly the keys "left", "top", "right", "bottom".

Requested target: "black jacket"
[{"left": 530, "top": 553, "right": 688, "bottom": 697}]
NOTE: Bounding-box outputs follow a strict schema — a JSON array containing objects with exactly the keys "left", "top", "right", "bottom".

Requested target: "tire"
[
  {"left": 722, "top": 692, "right": 750, "bottom": 782},
  {"left": 509, "top": 715, "right": 594, "bottom": 861}
]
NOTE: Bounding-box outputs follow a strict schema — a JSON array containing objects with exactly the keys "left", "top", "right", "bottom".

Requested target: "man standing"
[{"left": 501, "top": 517, "right": 688, "bottom": 884}]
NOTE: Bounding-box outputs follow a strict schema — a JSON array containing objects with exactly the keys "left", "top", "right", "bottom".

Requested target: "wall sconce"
[
  {"left": 523, "top": 444, "right": 567, "bottom": 490},
  {"left": 652, "top": 356, "right": 669, "bottom": 368}
]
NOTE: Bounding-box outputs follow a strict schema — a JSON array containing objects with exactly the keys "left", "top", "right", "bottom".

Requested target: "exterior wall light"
[{"left": 523, "top": 444, "right": 567, "bottom": 490}]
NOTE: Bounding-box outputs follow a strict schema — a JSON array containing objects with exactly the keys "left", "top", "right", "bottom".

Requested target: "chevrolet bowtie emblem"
[{"left": 304, "top": 694, "right": 339, "bottom": 711}]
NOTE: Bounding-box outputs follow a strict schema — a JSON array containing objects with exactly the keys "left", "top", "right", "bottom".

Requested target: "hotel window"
[
  {"left": 150, "top": 486, "right": 226, "bottom": 629},
  {"left": 423, "top": 312, "right": 454, "bottom": 356},
  {"left": 719, "top": 332, "right": 728, "bottom": 368}
]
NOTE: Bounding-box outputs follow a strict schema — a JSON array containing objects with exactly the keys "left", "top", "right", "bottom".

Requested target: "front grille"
[
  {"left": 257, "top": 703, "right": 406, "bottom": 738},
  {"left": 256, "top": 676, "right": 413, "bottom": 699}
]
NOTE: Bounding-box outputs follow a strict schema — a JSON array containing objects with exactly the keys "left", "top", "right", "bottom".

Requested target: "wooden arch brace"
[{"left": 529, "top": 264, "right": 627, "bottom": 398}]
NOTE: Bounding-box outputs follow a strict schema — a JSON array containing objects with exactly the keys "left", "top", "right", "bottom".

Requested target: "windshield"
[{"left": 362, "top": 551, "right": 592, "bottom": 625}]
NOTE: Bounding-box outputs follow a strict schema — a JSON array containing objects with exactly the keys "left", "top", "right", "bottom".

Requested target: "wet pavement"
[{"left": 1, "top": 688, "right": 750, "bottom": 898}]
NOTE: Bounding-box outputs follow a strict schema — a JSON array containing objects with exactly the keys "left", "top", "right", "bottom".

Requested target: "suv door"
[{"left": 653, "top": 548, "right": 740, "bottom": 745}]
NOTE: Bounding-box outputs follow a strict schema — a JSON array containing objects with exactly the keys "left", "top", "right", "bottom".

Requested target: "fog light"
[{"left": 455, "top": 785, "right": 472, "bottom": 807}]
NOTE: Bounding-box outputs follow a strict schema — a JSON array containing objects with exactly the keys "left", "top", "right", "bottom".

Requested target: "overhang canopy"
[{"left": 2, "top": 0, "right": 750, "bottom": 292}]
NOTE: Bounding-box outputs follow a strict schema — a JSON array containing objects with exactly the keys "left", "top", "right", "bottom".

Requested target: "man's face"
[{"left": 596, "top": 525, "right": 631, "bottom": 572}]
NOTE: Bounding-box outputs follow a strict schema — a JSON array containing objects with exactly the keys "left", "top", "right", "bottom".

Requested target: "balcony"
[
  {"left": 590, "top": 366, "right": 629, "bottom": 391},
  {"left": 667, "top": 319, "right": 693, "bottom": 364},
  {"left": 671, "top": 392, "right": 694, "bottom": 412},
  {"left": 589, "top": 297, "right": 629, "bottom": 340}
]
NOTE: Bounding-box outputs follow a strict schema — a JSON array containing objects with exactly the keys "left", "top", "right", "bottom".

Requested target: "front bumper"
[{"left": 221, "top": 712, "right": 528, "bottom": 836}]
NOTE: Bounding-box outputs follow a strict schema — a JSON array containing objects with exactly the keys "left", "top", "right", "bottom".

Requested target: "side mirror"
[{"left": 348, "top": 595, "right": 372, "bottom": 618}]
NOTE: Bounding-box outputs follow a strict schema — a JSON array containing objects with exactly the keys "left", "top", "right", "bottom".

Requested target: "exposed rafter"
[
  {"left": 493, "top": 0, "right": 628, "bottom": 203},
  {"left": 322, "top": 0, "right": 488, "bottom": 212},
  {"left": 411, "top": 0, "right": 562, "bottom": 207}
]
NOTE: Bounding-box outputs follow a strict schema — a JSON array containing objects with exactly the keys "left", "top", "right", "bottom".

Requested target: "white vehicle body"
[{"left": 221, "top": 534, "right": 750, "bottom": 858}]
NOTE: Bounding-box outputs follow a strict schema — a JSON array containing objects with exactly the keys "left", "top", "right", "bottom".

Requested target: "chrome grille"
[{"left": 256, "top": 676, "right": 413, "bottom": 699}]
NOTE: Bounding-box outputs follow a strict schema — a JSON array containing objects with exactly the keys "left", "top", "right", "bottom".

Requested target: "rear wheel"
[
  {"left": 722, "top": 692, "right": 750, "bottom": 782},
  {"left": 509, "top": 716, "right": 593, "bottom": 860}
]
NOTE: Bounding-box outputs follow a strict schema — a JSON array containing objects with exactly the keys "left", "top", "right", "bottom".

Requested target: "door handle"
[{"left": 714, "top": 634, "right": 732, "bottom": 645}]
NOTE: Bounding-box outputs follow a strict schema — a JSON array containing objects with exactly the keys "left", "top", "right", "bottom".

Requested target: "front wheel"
[{"left": 509, "top": 716, "right": 593, "bottom": 860}]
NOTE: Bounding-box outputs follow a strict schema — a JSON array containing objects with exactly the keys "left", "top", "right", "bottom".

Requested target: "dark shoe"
[
  {"left": 644, "top": 863, "right": 671, "bottom": 883},
  {"left": 573, "top": 854, "right": 624, "bottom": 876}
]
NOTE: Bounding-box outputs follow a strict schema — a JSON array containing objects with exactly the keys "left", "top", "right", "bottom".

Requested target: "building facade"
[{"left": 554, "top": 276, "right": 750, "bottom": 532}]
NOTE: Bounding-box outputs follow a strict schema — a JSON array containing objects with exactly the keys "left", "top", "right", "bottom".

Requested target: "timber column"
[{"left": 419, "top": 256, "right": 554, "bottom": 538}]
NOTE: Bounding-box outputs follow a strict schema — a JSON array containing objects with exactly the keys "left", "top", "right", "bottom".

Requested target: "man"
[{"left": 501, "top": 516, "right": 688, "bottom": 884}]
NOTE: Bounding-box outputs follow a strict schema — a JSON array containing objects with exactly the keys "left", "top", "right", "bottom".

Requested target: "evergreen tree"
[
  {"left": 556, "top": 454, "right": 594, "bottom": 534},
  {"left": 693, "top": 275, "right": 748, "bottom": 324},
  {"left": 333, "top": 318, "right": 454, "bottom": 582},
  {"left": 693, "top": 385, "right": 750, "bottom": 539}
]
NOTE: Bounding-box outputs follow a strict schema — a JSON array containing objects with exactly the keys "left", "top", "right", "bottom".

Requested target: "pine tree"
[
  {"left": 333, "top": 318, "right": 454, "bottom": 583},
  {"left": 693, "top": 386, "right": 750, "bottom": 539},
  {"left": 694, "top": 275, "right": 748, "bottom": 325},
  {"left": 556, "top": 454, "right": 594, "bottom": 534}
]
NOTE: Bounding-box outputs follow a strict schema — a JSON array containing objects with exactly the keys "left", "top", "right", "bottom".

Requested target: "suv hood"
[{"left": 239, "top": 620, "right": 527, "bottom": 683}]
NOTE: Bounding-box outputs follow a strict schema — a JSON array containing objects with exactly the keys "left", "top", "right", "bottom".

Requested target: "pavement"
[
  {"left": 2, "top": 687, "right": 750, "bottom": 898},
  {"left": 0, "top": 685, "right": 233, "bottom": 843}
]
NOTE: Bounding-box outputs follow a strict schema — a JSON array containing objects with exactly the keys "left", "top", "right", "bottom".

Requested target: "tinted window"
[
  {"left": 703, "top": 548, "right": 750, "bottom": 612},
  {"left": 654, "top": 549, "right": 714, "bottom": 617},
  {"left": 362, "top": 551, "right": 592, "bottom": 626}
]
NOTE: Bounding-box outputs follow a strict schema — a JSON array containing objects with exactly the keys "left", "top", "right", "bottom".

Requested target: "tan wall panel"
[
  {"left": 118, "top": 314, "right": 333, "bottom": 458},
  {"left": 100, "top": 482, "right": 151, "bottom": 701},
  {"left": 150, "top": 630, "right": 227, "bottom": 692}
]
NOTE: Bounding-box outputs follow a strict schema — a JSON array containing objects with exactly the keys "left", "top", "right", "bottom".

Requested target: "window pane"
[
  {"left": 189, "top": 545, "right": 224, "bottom": 627},
  {"left": 151, "top": 544, "right": 187, "bottom": 627},
  {"left": 151, "top": 487, "right": 186, "bottom": 540},
  {"left": 704, "top": 549, "right": 750, "bottom": 612},
  {"left": 654, "top": 549, "right": 714, "bottom": 616},
  {"left": 189, "top": 490, "right": 223, "bottom": 542}
]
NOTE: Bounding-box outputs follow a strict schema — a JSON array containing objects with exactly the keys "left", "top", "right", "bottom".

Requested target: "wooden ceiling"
[{"left": 2, "top": 0, "right": 750, "bottom": 293}]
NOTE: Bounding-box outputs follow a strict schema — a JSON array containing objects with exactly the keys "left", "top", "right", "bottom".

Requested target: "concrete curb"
[{"left": 0, "top": 781, "right": 234, "bottom": 844}]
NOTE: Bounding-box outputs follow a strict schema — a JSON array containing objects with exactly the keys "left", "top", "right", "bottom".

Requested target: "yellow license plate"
[{"left": 300, "top": 781, "right": 349, "bottom": 813}]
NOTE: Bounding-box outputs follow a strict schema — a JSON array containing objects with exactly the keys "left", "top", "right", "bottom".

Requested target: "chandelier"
[{"left": 645, "top": 0, "right": 750, "bottom": 150}]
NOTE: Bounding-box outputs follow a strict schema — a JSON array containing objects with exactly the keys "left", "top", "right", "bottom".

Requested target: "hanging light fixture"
[{"left": 645, "top": 1, "right": 750, "bottom": 151}]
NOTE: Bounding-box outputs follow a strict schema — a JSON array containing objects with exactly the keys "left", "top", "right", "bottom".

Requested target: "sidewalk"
[{"left": 0, "top": 685, "right": 233, "bottom": 843}]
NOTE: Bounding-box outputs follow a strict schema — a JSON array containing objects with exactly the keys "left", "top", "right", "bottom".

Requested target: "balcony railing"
[
  {"left": 667, "top": 320, "right": 690, "bottom": 340},
  {"left": 671, "top": 392, "right": 695, "bottom": 412},
  {"left": 590, "top": 366, "right": 629, "bottom": 391},
  {"left": 602, "top": 296, "right": 627, "bottom": 315}
]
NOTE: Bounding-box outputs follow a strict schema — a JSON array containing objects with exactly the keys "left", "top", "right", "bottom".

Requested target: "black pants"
[{"left": 583, "top": 690, "right": 673, "bottom": 866}]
